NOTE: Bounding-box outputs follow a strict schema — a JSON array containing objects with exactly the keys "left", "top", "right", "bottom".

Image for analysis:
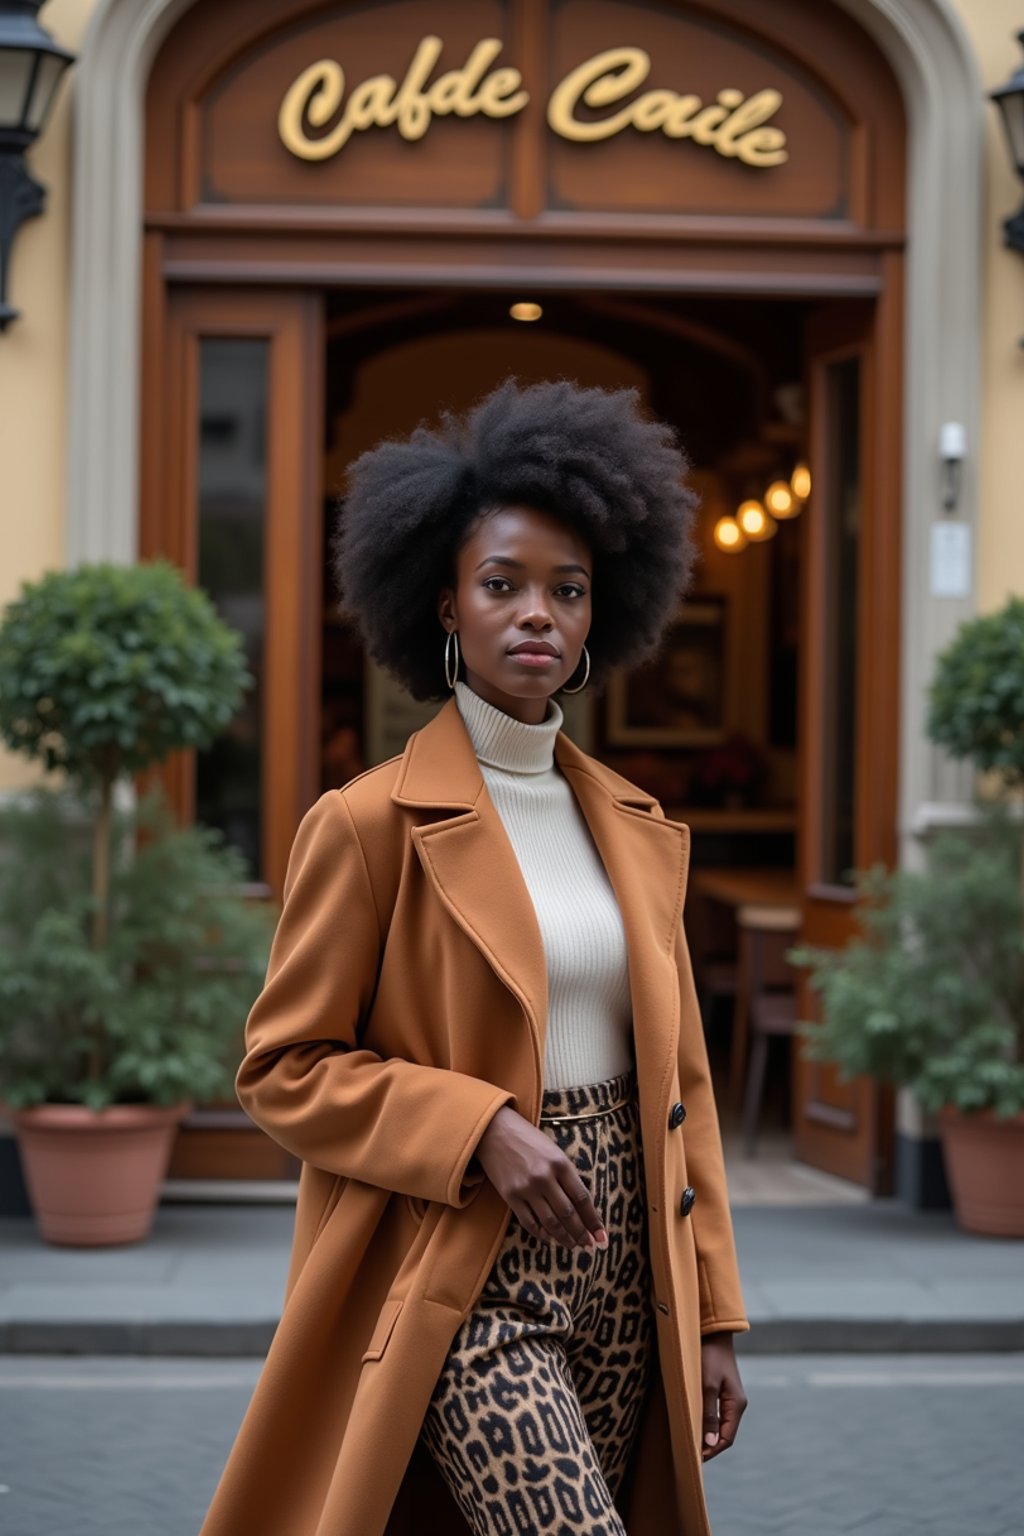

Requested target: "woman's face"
[{"left": 437, "top": 505, "right": 593, "bottom": 725}]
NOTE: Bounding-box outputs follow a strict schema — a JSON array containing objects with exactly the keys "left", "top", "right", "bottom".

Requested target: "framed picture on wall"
[{"left": 605, "top": 597, "right": 728, "bottom": 748}]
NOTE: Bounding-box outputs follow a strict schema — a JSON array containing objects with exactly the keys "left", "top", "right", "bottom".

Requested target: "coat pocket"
[{"left": 360, "top": 1296, "right": 404, "bottom": 1363}]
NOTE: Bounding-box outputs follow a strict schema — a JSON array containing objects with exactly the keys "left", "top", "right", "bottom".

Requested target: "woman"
[{"left": 199, "top": 378, "right": 750, "bottom": 1536}]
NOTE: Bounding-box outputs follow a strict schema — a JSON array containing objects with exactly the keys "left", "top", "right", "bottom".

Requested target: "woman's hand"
[
  {"left": 474, "top": 1105, "right": 609, "bottom": 1252},
  {"left": 700, "top": 1332, "right": 748, "bottom": 1461}
]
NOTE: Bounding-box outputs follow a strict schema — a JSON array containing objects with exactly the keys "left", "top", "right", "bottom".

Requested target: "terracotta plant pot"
[
  {"left": 937, "top": 1104, "right": 1024, "bottom": 1238},
  {"left": 10, "top": 1101, "right": 191, "bottom": 1247}
]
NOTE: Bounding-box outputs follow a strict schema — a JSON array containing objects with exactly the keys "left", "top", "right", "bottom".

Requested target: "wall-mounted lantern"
[
  {"left": 938, "top": 421, "right": 967, "bottom": 512},
  {"left": 990, "top": 29, "right": 1024, "bottom": 257},
  {"left": 0, "top": 3, "right": 75, "bottom": 332}
]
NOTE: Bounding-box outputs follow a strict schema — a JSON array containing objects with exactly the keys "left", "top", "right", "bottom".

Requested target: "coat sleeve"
[
  {"left": 235, "top": 790, "right": 517, "bottom": 1207},
  {"left": 669, "top": 866, "right": 751, "bottom": 1338}
]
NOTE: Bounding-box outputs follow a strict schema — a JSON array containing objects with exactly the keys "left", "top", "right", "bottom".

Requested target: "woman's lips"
[{"left": 508, "top": 651, "right": 558, "bottom": 668}]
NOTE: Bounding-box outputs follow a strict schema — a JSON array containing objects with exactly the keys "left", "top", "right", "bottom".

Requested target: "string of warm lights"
[
  {"left": 507, "top": 295, "right": 810, "bottom": 552},
  {"left": 713, "top": 462, "right": 811, "bottom": 552}
]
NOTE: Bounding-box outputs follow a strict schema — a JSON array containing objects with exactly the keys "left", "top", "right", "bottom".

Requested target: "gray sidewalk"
[{"left": 1, "top": 1198, "right": 1022, "bottom": 1355}]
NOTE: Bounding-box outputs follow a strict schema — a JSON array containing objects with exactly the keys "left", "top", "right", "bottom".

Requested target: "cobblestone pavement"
[
  {"left": 0, "top": 1353, "right": 1020, "bottom": 1535},
  {"left": 704, "top": 1353, "right": 1023, "bottom": 1536}
]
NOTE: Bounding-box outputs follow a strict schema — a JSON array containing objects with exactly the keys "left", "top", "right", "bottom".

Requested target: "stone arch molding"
[{"left": 67, "top": 0, "right": 984, "bottom": 843}]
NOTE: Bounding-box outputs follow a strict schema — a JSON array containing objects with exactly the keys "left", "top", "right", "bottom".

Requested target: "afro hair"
[{"left": 331, "top": 376, "right": 700, "bottom": 702}]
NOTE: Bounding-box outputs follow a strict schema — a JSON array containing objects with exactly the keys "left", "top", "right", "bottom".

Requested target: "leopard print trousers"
[{"left": 419, "top": 1068, "right": 654, "bottom": 1536}]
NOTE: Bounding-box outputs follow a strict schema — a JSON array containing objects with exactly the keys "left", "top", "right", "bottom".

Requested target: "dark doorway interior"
[{"left": 319, "top": 287, "right": 810, "bottom": 833}]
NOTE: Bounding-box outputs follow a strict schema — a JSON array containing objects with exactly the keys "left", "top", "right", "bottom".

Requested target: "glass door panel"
[
  {"left": 819, "top": 353, "right": 861, "bottom": 888},
  {"left": 195, "top": 337, "right": 269, "bottom": 879}
]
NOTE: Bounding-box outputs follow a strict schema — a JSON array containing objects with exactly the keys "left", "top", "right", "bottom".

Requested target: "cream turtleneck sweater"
[{"left": 453, "top": 680, "right": 634, "bottom": 1090}]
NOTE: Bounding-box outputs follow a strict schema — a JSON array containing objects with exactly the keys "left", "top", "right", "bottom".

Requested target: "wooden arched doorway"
[{"left": 141, "top": 0, "right": 905, "bottom": 1191}]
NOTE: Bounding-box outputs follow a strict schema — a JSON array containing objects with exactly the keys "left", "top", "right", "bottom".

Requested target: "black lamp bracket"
[
  {"left": 1003, "top": 203, "right": 1024, "bottom": 258},
  {"left": 0, "top": 145, "right": 46, "bottom": 332}
]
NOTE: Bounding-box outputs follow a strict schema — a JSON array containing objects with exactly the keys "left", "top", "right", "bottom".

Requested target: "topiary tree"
[
  {"left": 790, "top": 596, "right": 1024, "bottom": 1127},
  {"left": 0, "top": 784, "right": 274, "bottom": 1110},
  {"left": 926, "top": 592, "right": 1024, "bottom": 905},
  {"left": 926, "top": 593, "right": 1024, "bottom": 791},
  {"left": 789, "top": 801, "right": 1024, "bottom": 1118},
  {"left": 0, "top": 559, "right": 251, "bottom": 932},
  {"left": 0, "top": 560, "right": 255, "bottom": 1094}
]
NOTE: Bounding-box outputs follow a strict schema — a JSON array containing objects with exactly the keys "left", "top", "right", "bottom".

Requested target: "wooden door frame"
[
  {"left": 144, "top": 265, "right": 905, "bottom": 1195},
  {"left": 141, "top": 283, "right": 324, "bottom": 897},
  {"left": 138, "top": 251, "right": 902, "bottom": 1191},
  {"left": 794, "top": 269, "right": 902, "bottom": 1193}
]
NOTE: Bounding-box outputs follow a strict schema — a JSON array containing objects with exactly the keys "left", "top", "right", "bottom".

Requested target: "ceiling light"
[
  {"left": 713, "top": 516, "right": 747, "bottom": 553},
  {"left": 509, "top": 301, "right": 542, "bottom": 322},
  {"left": 765, "top": 480, "right": 797, "bottom": 517},
  {"left": 737, "top": 499, "right": 777, "bottom": 541}
]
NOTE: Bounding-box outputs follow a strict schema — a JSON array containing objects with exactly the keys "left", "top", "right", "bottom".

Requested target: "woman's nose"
[{"left": 517, "top": 606, "right": 554, "bottom": 629}]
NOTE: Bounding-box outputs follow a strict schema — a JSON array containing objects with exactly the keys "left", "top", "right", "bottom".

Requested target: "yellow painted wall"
[
  {"left": 948, "top": 1, "right": 1024, "bottom": 611},
  {"left": 0, "top": 1, "right": 98, "bottom": 791},
  {"left": 1, "top": 1, "right": 1023, "bottom": 798}
]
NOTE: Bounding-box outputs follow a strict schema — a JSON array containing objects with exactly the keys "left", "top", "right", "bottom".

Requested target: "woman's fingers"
[
  {"left": 522, "top": 1160, "right": 609, "bottom": 1252},
  {"left": 715, "top": 1383, "right": 746, "bottom": 1453},
  {"left": 561, "top": 1161, "right": 607, "bottom": 1247},
  {"left": 513, "top": 1200, "right": 549, "bottom": 1246},
  {"left": 534, "top": 1193, "right": 591, "bottom": 1251},
  {"left": 490, "top": 1120, "right": 609, "bottom": 1252},
  {"left": 701, "top": 1392, "right": 721, "bottom": 1457},
  {"left": 545, "top": 1177, "right": 595, "bottom": 1248},
  {"left": 702, "top": 1397, "right": 740, "bottom": 1460},
  {"left": 700, "top": 1355, "right": 748, "bottom": 1461}
]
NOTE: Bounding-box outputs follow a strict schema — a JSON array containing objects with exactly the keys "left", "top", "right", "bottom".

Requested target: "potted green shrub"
[
  {"left": 790, "top": 596, "right": 1024, "bottom": 1237},
  {"left": 0, "top": 560, "right": 274, "bottom": 1246}
]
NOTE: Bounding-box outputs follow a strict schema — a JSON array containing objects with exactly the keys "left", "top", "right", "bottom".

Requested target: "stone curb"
[
  {"left": 3, "top": 1317, "right": 1023, "bottom": 1357},
  {"left": 735, "top": 1319, "right": 1024, "bottom": 1354}
]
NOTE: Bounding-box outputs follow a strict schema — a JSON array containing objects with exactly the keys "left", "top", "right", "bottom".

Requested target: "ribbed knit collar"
[{"left": 454, "top": 680, "right": 563, "bottom": 774}]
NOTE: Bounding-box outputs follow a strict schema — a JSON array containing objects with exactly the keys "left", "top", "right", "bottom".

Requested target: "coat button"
[
  {"left": 680, "top": 1186, "right": 696, "bottom": 1217},
  {"left": 668, "top": 1101, "right": 686, "bottom": 1129}
]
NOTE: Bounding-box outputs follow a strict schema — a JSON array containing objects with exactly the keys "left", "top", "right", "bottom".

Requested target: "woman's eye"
[{"left": 482, "top": 578, "right": 586, "bottom": 598}]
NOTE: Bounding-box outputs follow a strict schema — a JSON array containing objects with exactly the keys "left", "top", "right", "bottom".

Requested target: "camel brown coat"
[{"left": 199, "top": 695, "right": 750, "bottom": 1536}]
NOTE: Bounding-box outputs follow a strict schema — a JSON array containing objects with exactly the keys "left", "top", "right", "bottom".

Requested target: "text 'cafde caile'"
[{"left": 278, "top": 36, "right": 789, "bottom": 168}]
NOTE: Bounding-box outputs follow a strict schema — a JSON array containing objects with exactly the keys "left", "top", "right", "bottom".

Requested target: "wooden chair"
[{"left": 732, "top": 902, "right": 801, "bottom": 1156}]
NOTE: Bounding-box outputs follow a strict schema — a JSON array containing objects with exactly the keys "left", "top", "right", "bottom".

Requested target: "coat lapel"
[
  {"left": 390, "top": 698, "right": 550, "bottom": 1070},
  {"left": 554, "top": 734, "right": 692, "bottom": 1089},
  {"left": 390, "top": 697, "right": 692, "bottom": 1109}
]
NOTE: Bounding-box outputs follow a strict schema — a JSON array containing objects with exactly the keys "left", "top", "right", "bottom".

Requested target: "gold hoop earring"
[
  {"left": 561, "top": 644, "right": 590, "bottom": 694},
  {"left": 444, "top": 629, "right": 460, "bottom": 690}
]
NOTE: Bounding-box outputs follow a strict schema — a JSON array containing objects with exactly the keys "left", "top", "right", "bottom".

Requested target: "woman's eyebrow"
[{"left": 474, "top": 555, "right": 591, "bottom": 577}]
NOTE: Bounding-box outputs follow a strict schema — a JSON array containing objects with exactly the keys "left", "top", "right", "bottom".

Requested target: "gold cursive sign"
[
  {"left": 547, "top": 47, "right": 786, "bottom": 165},
  {"left": 279, "top": 35, "right": 788, "bottom": 168},
  {"left": 279, "top": 37, "right": 528, "bottom": 160}
]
